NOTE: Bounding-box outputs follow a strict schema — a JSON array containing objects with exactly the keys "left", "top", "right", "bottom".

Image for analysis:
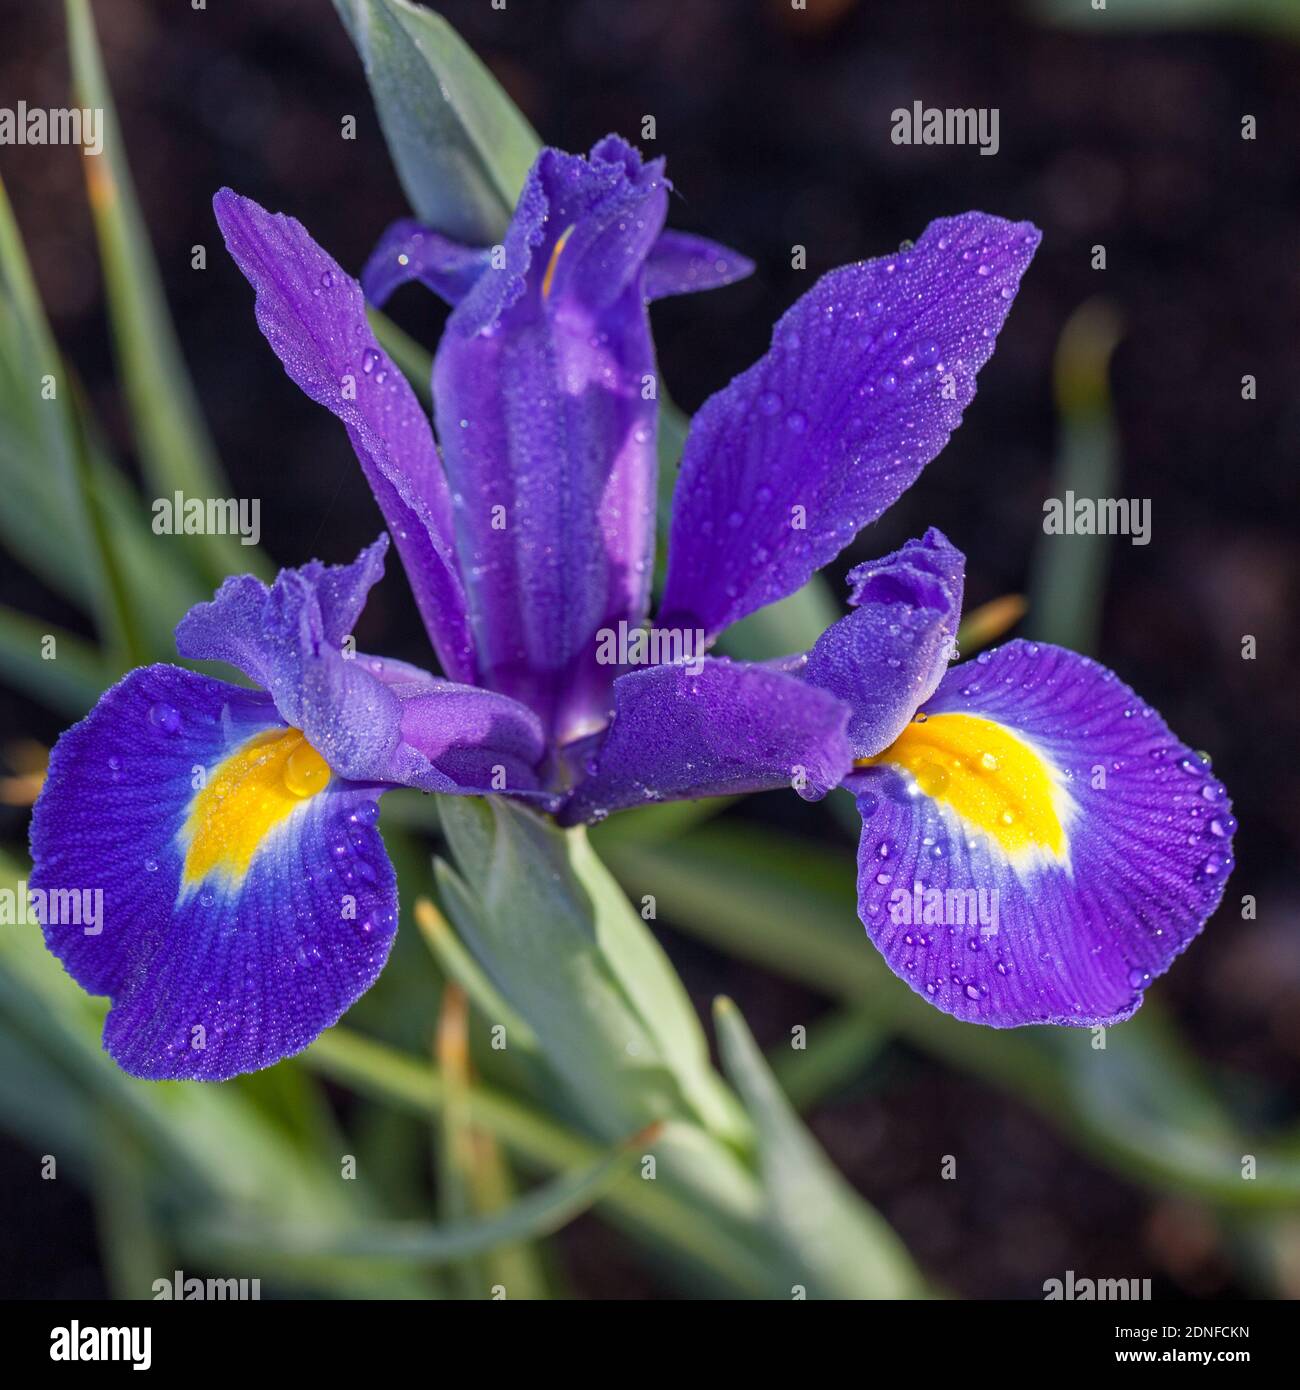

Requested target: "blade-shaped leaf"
[
  {"left": 333, "top": 0, "right": 541, "bottom": 244},
  {"left": 0, "top": 175, "right": 143, "bottom": 663},
  {"left": 65, "top": 0, "right": 268, "bottom": 587},
  {"left": 0, "top": 606, "right": 111, "bottom": 717},
  {"left": 306, "top": 1028, "right": 779, "bottom": 1297},
  {"left": 714, "top": 996, "right": 925, "bottom": 1299},
  {"left": 437, "top": 796, "right": 745, "bottom": 1143}
]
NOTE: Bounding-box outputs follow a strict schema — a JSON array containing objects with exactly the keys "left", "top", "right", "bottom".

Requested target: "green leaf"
[
  {"left": 65, "top": 0, "right": 269, "bottom": 588},
  {"left": 419, "top": 881, "right": 540, "bottom": 1059},
  {"left": 601, "top": 822, "right": 877, "bottom": 1003},
  {"left": 769, "top": 1008, "right": 889, "bottom": 1112},
  {"left": 93, "top": 1123, "right": 172, "bottom": 1300},
  {"left": 0, "top": 194, "right": 92, "bottom": 607},
  {"left": 333, "top": 0, "right": 542, "bottom": 245},
  {"left": 714, "top": 997, "right": 925, "bottom": 1298},
  {"left": 0, "top": 606, "right": 110, "bottom": 718},
  {"left": 201, "top": 1134, "right": 635, "bottom": 1266},
  {"left": 437, "top": 797, "right": 745, "bottom": 1142},
  {"left": 0, "top": 175, "right": 144, "bottom": 664},
  {"left": 306, "top": 1028, "right": 776, "bottom": 1295},
  {"left": 0, "top": 204, "right": 204, "bottom": 664},
  {"left": 1026, "top": 299, "right": 1124, "bottom": 653}
]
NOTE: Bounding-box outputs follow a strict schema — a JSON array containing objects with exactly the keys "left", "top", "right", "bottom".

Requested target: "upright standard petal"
[
  {"left": 176, "top": 540, "right": 548, "bottom": 798},
  {"left": 848, "top": 641, "right": 1234, "bottom": 1027},
  {"left": 213, "top": 189, "right": 476, "bottom": 684},
  {"left": 660, "top": 213, "right": 1040, "bottom": 640},
  {"left": 433, "top": 136, "right": 668, "bottom": 742},
  {"left": 29, "top": 666, "right": 397, "bottom": 1079},
  {"left": 558, "top": 658, "right": 854, "bottom": 825},
  {"left": 801, "top": 528, "right": 964, "bottom": 758}
]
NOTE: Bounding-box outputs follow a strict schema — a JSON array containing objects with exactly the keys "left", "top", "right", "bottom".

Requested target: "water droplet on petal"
[
  {"left": 284, "top": 743, "right": 331, "bottom": 798},
  {"left": 148, "top": 701, "right": 181, "bottom": 734}
]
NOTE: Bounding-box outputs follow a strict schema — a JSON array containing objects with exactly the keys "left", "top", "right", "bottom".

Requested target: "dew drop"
[
  {"left": 148, "top": 701, "right": 181, "bottom": 734},
  {"left": 284, "top": 743, "right": 331, "bottom": 798}
]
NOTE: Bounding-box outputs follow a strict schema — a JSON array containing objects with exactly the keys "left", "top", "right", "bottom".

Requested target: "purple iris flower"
[{"left": 29, "top": 136, "right": 1233, "bottom": 1080}]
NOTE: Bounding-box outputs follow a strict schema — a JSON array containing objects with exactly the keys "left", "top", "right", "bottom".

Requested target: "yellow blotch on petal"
[
  {"left": 181, "top": 728, "right": 331, "bottom": 888},
  {"left": 858, "top": 712, "right": 1066, "bottom": 861}
]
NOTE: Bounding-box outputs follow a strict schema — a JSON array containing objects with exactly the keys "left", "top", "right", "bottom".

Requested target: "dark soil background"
[{"left": 0, "top": 0, "right": 1297, "bottom": 1298}]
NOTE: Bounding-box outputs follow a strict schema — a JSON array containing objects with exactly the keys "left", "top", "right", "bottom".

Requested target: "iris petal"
[
  {"left": 213, "top": 189, "right": 476, "bottom": 684},
  {"left": 433, "top": 137, "right": 668, "bottom": 742},
  {"left": 29, "top": 666, "right": 397, "bottom": 1079},
  {"left": 848, "top": 641, "right": 1234, "bottom": 1027},
  {"left": 660, "top": 212, "right": 1040, "bottom": 641},
  {"left": 176, "top": 540, "right": 549, "bottom": 797},
  {"left": 361, "top": 218, "right": 492, "bottom": 308},
  {"left": 801, "top": 528, "right": 964, "bottom": 758},
  {"left": 643, "top": 230, "right": 755, "bottom": 300},
  {"left": 558, "top": 657, "right": 853, "bottom": 825}
]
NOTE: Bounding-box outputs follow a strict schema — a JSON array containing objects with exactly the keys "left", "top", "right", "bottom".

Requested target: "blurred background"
[{"left": 0, "top": 0, "right": 1297, "bottom": 1299}]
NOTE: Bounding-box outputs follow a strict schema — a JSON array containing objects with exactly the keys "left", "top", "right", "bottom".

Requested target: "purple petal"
[
  {"left": 849, "top": 641, "right": 1234, "bottom": 1027},
  {"left": 433, "top": 137, "right": 668, "bottom": 741},
  {"left": 361, "top": 218, "right": 491, "bottom": 308},
  {"left": 800, "top": 528, "right": 964, "bottom": 757},
  {"left": 644, "top": 230, "right": 755, "bottom": 300},
  {"left": 558, "top": 657, "right": 853, "bottom": 825},
  {"left": 28, "top": 666, "right": 397, "bottom": 1080},
  {"left": 660, "top": 212, "right": 1040, "bottom": 640},
  {"left": 213, "top": 189, "right": 476, "bottom": 684},
  {"left": 176, "top": 540, "right": 548, "bottom": 796}
]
